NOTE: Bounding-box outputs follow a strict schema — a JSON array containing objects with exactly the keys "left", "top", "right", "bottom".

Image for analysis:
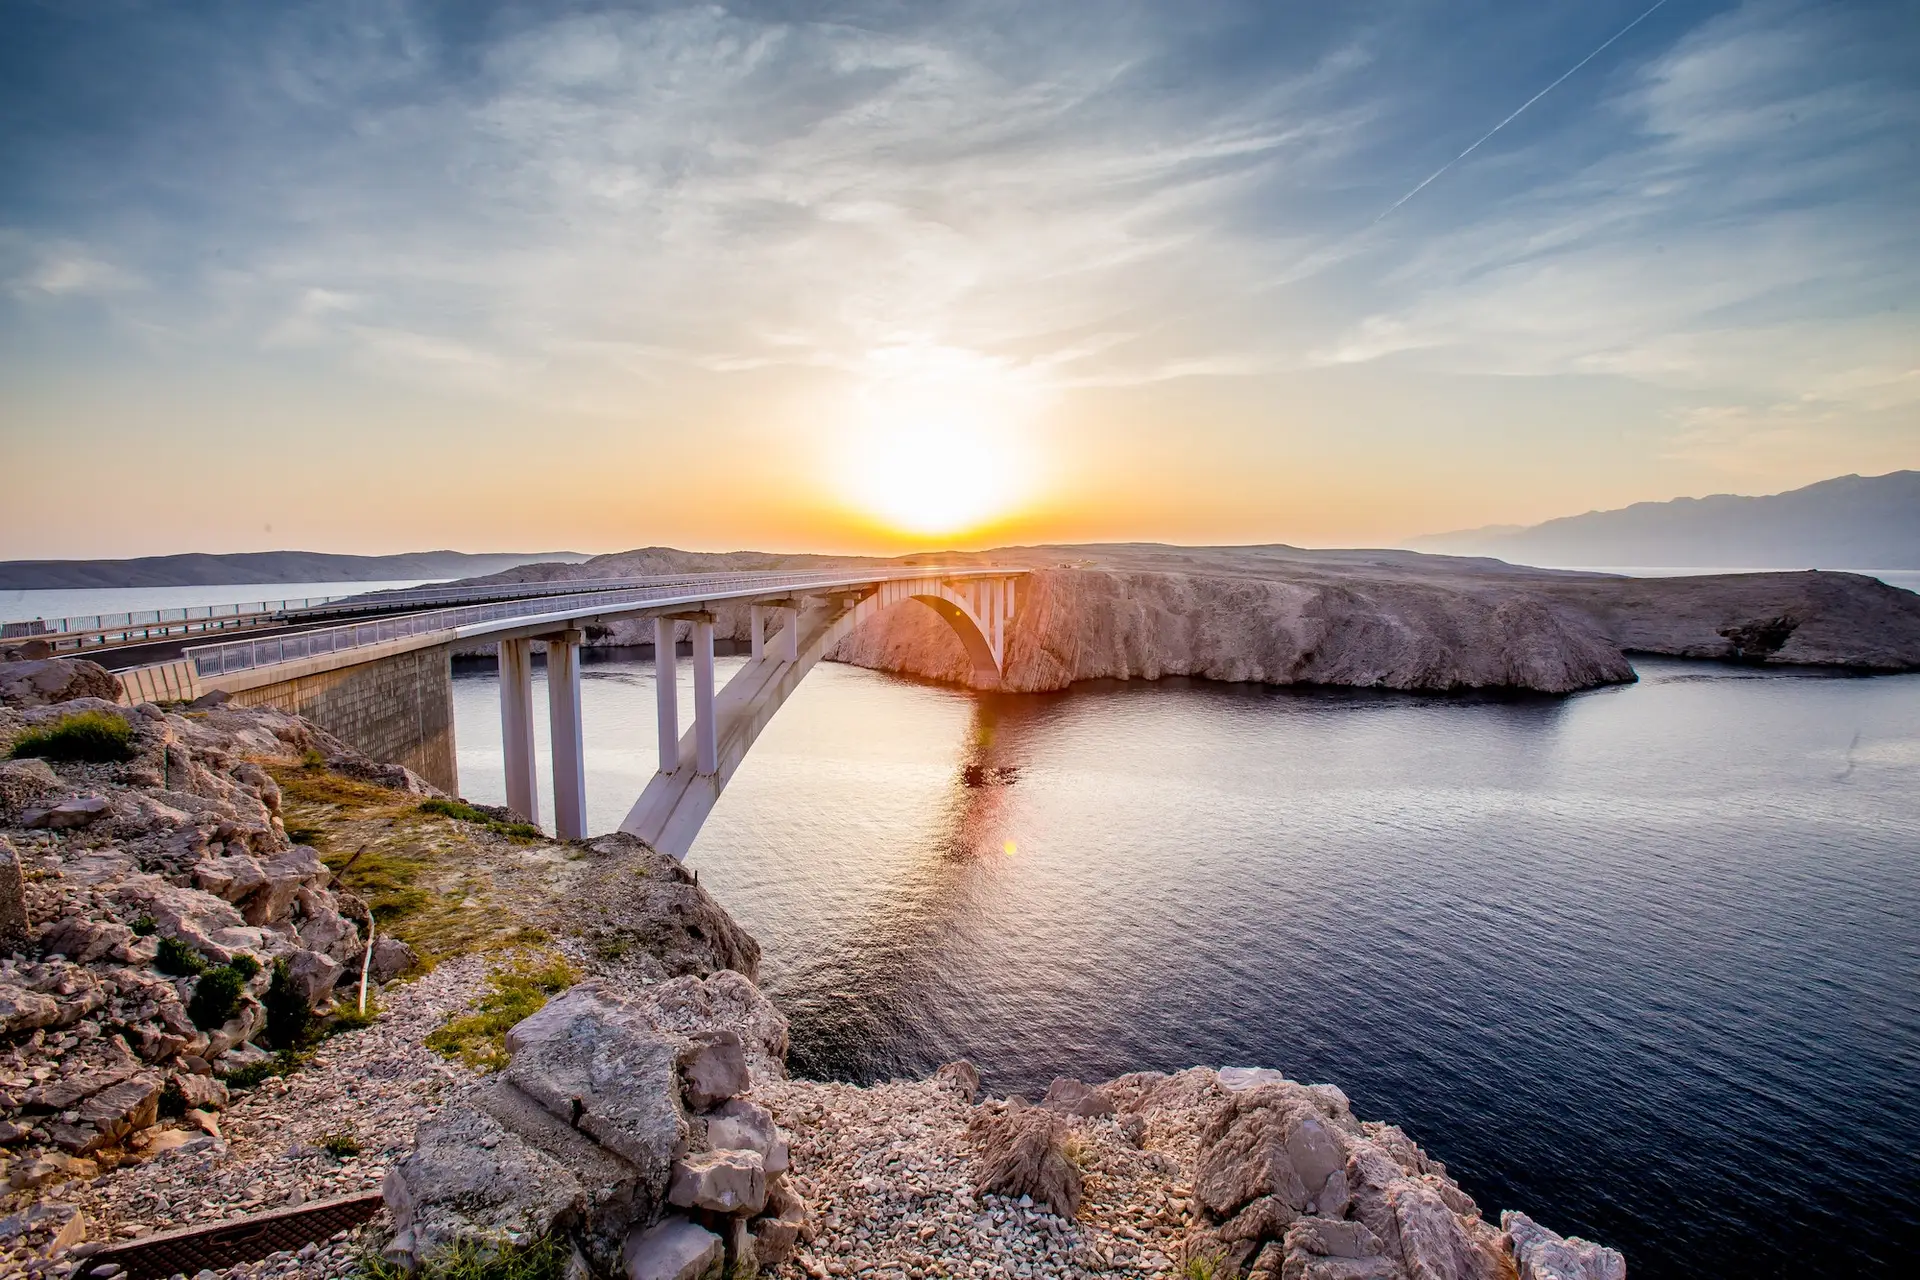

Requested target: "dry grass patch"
[{"left": 424, "top": 951, "right": 579, "bottom": 1072}]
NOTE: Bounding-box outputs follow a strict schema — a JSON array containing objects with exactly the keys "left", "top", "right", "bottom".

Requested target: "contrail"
[{"left": 1374, "top": 0, "right": 1672, "bottom": 223}]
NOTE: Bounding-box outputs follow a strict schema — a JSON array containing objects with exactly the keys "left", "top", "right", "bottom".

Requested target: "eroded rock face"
[
  {"left": 966, "top": 1100, "right": 1083, "bottom": 1217},
  {"left": 1502, "top": 1212, "right": 1627, "bottom": 1280},
  {"left": 383, "top": 1104, "right": 587, "bottom": 1268}
]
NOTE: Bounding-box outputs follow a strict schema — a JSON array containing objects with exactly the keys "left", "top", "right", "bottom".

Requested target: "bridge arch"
[{"left": 617, "top": 572, "right": 1020, "bottom": 856}]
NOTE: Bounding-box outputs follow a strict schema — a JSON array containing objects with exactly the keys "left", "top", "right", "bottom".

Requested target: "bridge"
[{"left": 89, "top": 568, "right": 1025, "bottom": 855}]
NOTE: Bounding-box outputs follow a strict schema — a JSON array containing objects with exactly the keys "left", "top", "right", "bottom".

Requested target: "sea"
[{"left": 6, "top": 569, "right": 1918, "bottom": 1276}]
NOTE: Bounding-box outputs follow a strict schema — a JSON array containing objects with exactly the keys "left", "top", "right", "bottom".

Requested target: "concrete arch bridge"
[{"left": 110, "top": 568, "right": 1025, "bottom": 856}]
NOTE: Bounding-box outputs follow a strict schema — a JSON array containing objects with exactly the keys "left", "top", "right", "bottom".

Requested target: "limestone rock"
[
  {"left": 966, "top": 1101, "right": 1082, "bottom": 1218},
  {"left": 383, "top": 1103, "right": 586, "bottom": 1267},
  {"left": 369, "top": 935, "right": 418, "bottom": 981},
  {"left": 705, "top": 1097, "right": 789, "bottom": 1174},
  {"left": 75, "top": 1076, "right": 161, "bottom": 1145},
  {"left": 0, "top": 757, "right": 60, "bottom": 818},
  {"left": 37, "top": 915, "right": 134, "bottom": 964},
  {"left": 21, "top": 796, "right": 111, "bottom": 830},
  {"left": 933, "top": 1059, "right": 981, "bottom": 1102},
  {"left": 506, "top": 987, "right": 689, "bottom": 1182},
  {"left": 678, "top": 1029, "right": 749, "bottom": 1111},
  {"left": 667, "top": 1147, "right": 767, "bottom": 1215},
  {"left": 285, "top": 949, "right": 345, "bottom": 1008},
  {"left": 1502, "top": 1212, "right": 1627, "bottom": 1280},
  {"left": 623, "top": 1217, "right": 723, "bottom": 1280},
  {"left": 0, "top": 983, "right": 60, "bottom": 1034},
  {"left": 172, "top": 1073, "right": 230, "bottom": 1112},
  {"left": 0, "top": 658, "right": 122, "bottom": 708},
  {"left": 192, "top": 855, "right": 269, "bottom": 904},
  {"left": 470, "top": 1079, "right": 660, "bottom": 1272},
  {"left": 1042, "top": 1076, "right": 1115, "bottom": 1117}
]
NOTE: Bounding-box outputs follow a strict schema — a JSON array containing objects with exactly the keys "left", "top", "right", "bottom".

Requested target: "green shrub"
[
  {"left": 262, "top": 958, "right": 314, "bottom": 1051},
  {"left": 131, "top": 915, "right": 159, "bottom": 937},
  {"left": 228, "top": 953, "right": 261, "bottom": 980},
  {"left": 187, "top": 965, "right": 248, "bottom": 1030},
  {"left": 8, "top": 711, "right": 135, "bottom": 763},
  {"left": 220, "top": 1049, "right": 305, "bottom": 1089},
  {"left": 155, "top": 936, "right": 207, "bottom": 976}
]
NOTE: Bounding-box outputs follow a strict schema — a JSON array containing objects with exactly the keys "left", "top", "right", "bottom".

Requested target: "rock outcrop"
[
  {"left": 384, "top": 973, "right": 803, "bottom": 1277},
  {"left": 0, "top": 696, "right": 440, "bottom": 1179},
  {"left": 0, "top": 660, "right": 122, "bottom": 710}
]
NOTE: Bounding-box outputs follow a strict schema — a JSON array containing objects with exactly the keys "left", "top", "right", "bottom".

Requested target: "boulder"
[
  {"left": 75, "top": 1076, "right": 161, "bottom": 1145},
  {"left": 505, "top": 988, "right": 689, "bottom": 1183},
  {"left": 667, "top": 1148, "right": 767, "bottom": 1216},
  {"left": 966, "top": 1101, "right": 1082, "bottom": 1218},
  {"left": 383, "top": 1104, "right": 586, "bottom": 1268},
  {"left": 469, "top": 1079, "right": 659, "bottom": 1272},
  {"left": 192, "top": 856, "right": 269, "bottom": 904},
  {"left": 369, "top": 935, "right": 418, "bottom": 982},
  {"left": 0, "top": 658, "right": 121, "bottom": 708},
  {"left": 285, "top": 949, "right": 345, "bottom": 1008},
  {"left": 1194, "top": 1083, "right": 1356, "bottom": 1220},
  {"left": 296, "top": 899, "right": 362, "bottom": 963},
  {"left": 0, "top": 837, "right": 31, "bottom": 953},
  {"left": 933, "top": 1059, "right": 982, "bottom": 1102},
  {"left": 623, "top": 1217, "right": 722, "bottom": 1280},
  {"left": 704, "top": 1098, "right": 789, "bottom": 1174},
  {"left": 0, "top": 757, "right": 60, "bottom": 817},
  {"left": 37, "top": 916, "right": 134, "bottom": 964},
  {"left": 1041, "top": 1076, "right": 1115, "bottom": 1117},
  {"left": 1502, "top": 1212, "right": 1627, "bottom": 1280},
  {"left": 172, "top": 1073, "right": 230, "bottom": 1112},
  {"left": 21, "top": 796, "right": 112, "bottom": 830},
  {"left": 0, "top": 983, "right": 61, "bottom": 1035},
  {"left": 677, "top": 1030, "right": 749, "bottom": 1111},
  {"left": 240, "top": 847, "right": 328, "bottom": 926}
]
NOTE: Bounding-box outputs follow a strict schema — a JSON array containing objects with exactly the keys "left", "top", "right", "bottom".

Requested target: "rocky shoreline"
[{"left": 0, "top": 662, "right": 1627, "bottom": 1279}]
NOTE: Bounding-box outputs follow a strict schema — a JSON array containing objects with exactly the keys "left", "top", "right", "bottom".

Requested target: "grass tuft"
[
  {"left": 320, "top": 1130, "right": 362, "bottom": 1158},
  {"left": 263, "top": 957, "right": 314, "bottom": 1050},
  {"left": 419, "top": 798, "right": 544, "bottom": 841},
  {"left": 9, "top": 710, "right": 134, "bottom": 763},
  {"left": 357, "top": 1235, "right": 570, "bottom": 1280},
  {"left": 220, "top": 1049, "right": 306, "bottom": 1090},
  {"left": 424, "top": 952, "right": 578, "bottom": 1073}
]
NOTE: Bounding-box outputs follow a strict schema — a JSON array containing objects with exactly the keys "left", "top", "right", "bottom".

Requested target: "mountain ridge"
[
  {"left": 0, "top": 549, "right": 591, "bottom": 590},
  {"left": 1405, "top": 471, "right": 1919, "bottom": 568}
]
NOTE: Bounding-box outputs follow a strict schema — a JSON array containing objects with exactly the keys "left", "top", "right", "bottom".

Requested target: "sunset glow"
[{"left": 832, "top": 345, "right": 1044, "bottom": 539}]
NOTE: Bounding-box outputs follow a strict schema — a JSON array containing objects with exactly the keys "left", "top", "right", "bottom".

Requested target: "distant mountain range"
[
  {"left": 1405, "top": 471, "right": 1919, "bottom": 569},
  {"left": 0, "top": 550, "right": 590, "bottom": 590}
]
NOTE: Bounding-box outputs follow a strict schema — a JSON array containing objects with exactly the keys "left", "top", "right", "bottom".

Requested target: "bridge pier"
[
  {"left": 498, "top": 637, "right": 540, "bottom": 826},
  {"left": 691, "top": 615, "right": 718, "bottom": 776},
  {"left": 546, "top": 630, "right": 587, "bottom": 840},
  {"left": 654, "top": 617, "right": 678, "bottom": 774}
]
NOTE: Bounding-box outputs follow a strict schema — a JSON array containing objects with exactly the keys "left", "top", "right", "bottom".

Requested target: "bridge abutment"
[{"left": 230, "top": 642, "right": 459, "bottom": 794}]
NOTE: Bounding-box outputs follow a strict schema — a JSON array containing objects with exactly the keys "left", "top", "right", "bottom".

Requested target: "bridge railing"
[
  {"left": 2, "top": 596, "right": 358, "bottom": 643},
  {"left": 286, "top": 569, "right": 874, "bottom": 618},
  {"left": 184, "top": 567, "right": 1015, "bottom": 680}
]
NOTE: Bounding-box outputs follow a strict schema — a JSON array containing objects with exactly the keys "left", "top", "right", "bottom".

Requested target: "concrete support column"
[
  {"left": 692, "top": 616, "right": 718, "bottom": 775},
  {"left": 749, "top": 605, "right": 766, "bottom": 661},
  {"left": 546, "top": 631, "right": 587, "bottom": 840},
  {"left": 654, "top": 616, "right": 678, "bottom": 773},
  {"left": 989, "top": 579, "right": 1004, "bottom": 663},
  {"left": 498, "top": 637, "right": 540, "bottom": 826},
  {"left": 779, "top": 606, "right": 799, "bottom": 662}
]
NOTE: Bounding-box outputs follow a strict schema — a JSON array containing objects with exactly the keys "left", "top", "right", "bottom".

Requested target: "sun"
[{"left": 834, "top": 343, "right": 1043, "bottom": 539}]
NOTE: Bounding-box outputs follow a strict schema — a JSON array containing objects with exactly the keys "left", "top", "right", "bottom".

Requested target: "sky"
[{"left": 1, "top": 0, "right": 1915, "bottom": 559}]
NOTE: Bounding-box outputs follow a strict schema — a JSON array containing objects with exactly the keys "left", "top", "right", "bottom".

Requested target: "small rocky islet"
[{"left": 0, "top": 653, "right": 1631, "bottom": 1279}]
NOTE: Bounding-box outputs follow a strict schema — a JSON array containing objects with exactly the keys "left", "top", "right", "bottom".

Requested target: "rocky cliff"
[{"left": 452, "top": 543, "right": 1920, "bottom": 694}]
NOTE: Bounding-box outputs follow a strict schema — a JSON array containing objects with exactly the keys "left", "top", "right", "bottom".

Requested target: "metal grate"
[{"left": 69, "top": 1190, "right": 385, "bottom": 1280}]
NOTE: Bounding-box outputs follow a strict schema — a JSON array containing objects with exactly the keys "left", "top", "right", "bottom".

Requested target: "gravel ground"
[
  {"left": 11, "top": 955, "right": 493, "bottom": 1280},
  {"left": 756, "top": 1076, "right": 1199, "bottom": 1280}
]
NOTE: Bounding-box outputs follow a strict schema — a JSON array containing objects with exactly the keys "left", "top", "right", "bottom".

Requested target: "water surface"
[{"left": 451, "top": 654, "right": 1920, "bottom": 1278}]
